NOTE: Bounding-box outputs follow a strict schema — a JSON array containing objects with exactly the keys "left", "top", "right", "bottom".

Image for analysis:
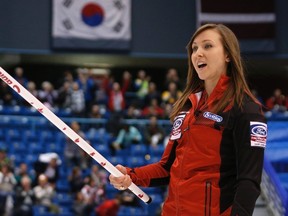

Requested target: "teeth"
[{"left": 197, "top": 62, "right": 206, "bottom": 68}]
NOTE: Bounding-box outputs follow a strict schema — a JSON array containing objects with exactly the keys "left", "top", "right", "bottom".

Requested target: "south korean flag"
[{"left": 52, "top": 0, "right": 131, "bottom": 50}]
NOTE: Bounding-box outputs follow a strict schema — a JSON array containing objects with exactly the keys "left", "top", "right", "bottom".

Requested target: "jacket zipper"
[{"left": 205, "top": 181, "right": 212, "bottom": 216}]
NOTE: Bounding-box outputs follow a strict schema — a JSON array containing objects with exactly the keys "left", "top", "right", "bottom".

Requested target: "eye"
[
  {"left": 192, "top": 46, "right": 198, "bottom": 53},
  {"left": 204, "top": 44, "right": 212, "bottom": 49}
]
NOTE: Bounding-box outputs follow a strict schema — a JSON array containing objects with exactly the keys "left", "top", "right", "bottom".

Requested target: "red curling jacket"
[{"left": 126, "top": 76, "right": 267, "bottom": 216}]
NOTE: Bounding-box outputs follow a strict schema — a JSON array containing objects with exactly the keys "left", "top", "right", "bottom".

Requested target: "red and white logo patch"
[
  {"left": 250, "top": 121, "right": 267, "bottom": 148},
  {"left": 170, "top": 111, "right": 188, "bottom": 140}
]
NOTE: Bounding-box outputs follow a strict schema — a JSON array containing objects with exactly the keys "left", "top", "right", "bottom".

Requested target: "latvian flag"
[
  {"left": 196, "top": 0, "right": 276, "bottom": 53},
  {"left": 52, "top": 0, "right": 131, "bottom": 50}
]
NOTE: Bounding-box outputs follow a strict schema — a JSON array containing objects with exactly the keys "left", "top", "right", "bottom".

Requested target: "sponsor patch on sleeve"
[
  {"left": 170, "top": 111, "right": 188, "bottom": 140},
  {"left": 250, "top": 121, "right": 267, "bottom": 148}
]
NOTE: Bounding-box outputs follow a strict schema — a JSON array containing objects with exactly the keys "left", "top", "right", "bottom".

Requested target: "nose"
[{"left": 195, "top": 48, "right": 203, "bottom": 57}]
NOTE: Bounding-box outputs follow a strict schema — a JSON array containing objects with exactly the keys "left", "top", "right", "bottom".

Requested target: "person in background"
[
  {"left": 26, "top": 81, "right": 38, "bottom": 96},
  {"left": 124, "top": 104, "right": 142, "bottom": 119},
  {"left": 68, "top": 166, "right": 84, "bottom": 195},
  {"left": 72, "top": 191, "right": 87, "bottom": 216},
  {"left": 56, "top": 81, "right": 72, "bottom": 109},
  {"left": 43, "top": 157, "right": 59, "bottom": 186},
  {"left": 110, "top": 124, "right": 142, "bottom": 154},
  {"left": 106, "top": 82, "right": 126, "bottom": 136},
  {"left": 107, "top": 82, "right": 126, "bottom": 113},
  {"left": 13, "top": 176, "right": 35, "bottom": 216},
  {"left": 0, "top": 164, "right": 17, "bottom": 216},
  {"left": 90, "top": 164, "right": 108, "bottom": 189},
  {"left": 80, "top": 176, "right": 105, "bottom": 215},
  {"left": 134, "top": 70, "right": 149, "bottom": 99},
  {"left": 13, "top": 67, "right": 28, "bottom": 87},
  {"left": 109, "top": 23, "right": 267, "bottom": 216},
  {"left": 14, "top": 162, "right": 34, "bottom": 187},
  {"left": 33, "top": 174, "right": 59, "bottom": 213},
  {"left": 76, "top": 69, "right": 97, "bottom": 115},
  {"left": 64, "top": 121, "right": 86, "bottom": 167},
  {"left": 68, "top": 82, "right": 86, "bottom": 117},
  {"left": 95, "top": 193, "right": 122, "bottom": 216},
  {"left": 141, "top": 98, "right": 164, "bottom": 119},
  {"left": 0, "top": 149, "right": 13, "bottom": 170},
  {"left": 0, "top": 82, "right": 15, "bottom": 105},
  {"left": 134, "top": 70, "right": 150, "bottom": 107},
  {"left": 162, "top": 68, "right": 182, "bottom": 91},
  {"left": 89, "top": 104, "right": 104, "bottom": 119},
  {"left": 265, "top": 88, "right": 288, "bottom": 112},
  {"left": 161, "top": 81, "right": 182, "bottom": 106},
  {"left": 121, "top": 70, "right": 134, "bottom": 95},
  {"left": 144, "top": 82, "right": 162, "bottom": 106},
  {"left": 38, "top": 81, "right": 58, "bottom": 110},
  {"left": 142, "top": 115, "right": 166, "bottom": 147},
  {"left": 13, "top": 67, "right": 29, "bottom": 105}
]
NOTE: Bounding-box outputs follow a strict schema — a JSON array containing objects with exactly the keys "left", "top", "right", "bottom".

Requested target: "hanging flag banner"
[
  {"left": 196, "top": 0, "right": 276, "bottom": 53},
  {"left": 52, "top": 0, "right": 131, "bottom": 50}
]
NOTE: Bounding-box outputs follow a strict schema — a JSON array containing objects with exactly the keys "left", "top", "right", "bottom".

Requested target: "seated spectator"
[
  {"left": 79, "top": 140, "right": 93, "bottom": 170},
  {"left": 89, "top": 104, "right": 104, "bottom": 119},
  {"left": 26, "top": 81, "right": 38, "bottom": 100},
  {"left": 144, "top": 82, "right": 161, "bottom": 106},
  {"left": 141, "top": 98, "right": 164, "bottom": 118},
  {"left": 143, "top": 116, "right": 166, "bottom": 147},
  {"left": 72, "top": 191, "right": 88, "bottom": 216},
  {"left": 265, "top": 88, "right": 288, "bottom": 112},
  {"left": 43, "top": 157, "right": 59, "bottom": 186},
  {"left": 33, "top": 152, "right": 61, "bottom": 187},
  {"left": 38, "top": 81, "right": 58, "bottom": 109},
  {"left": 163, "top": 103, "right": 173, "bottom": 120},
  {"left": 64, "top": 121, "right": 86, "bottom": 167},
  {"left": 161, "top": 81, "right": 182, "bottom": 106},
  {"left": 0, "top": 149, "right": 13, "bottom": 170},
  {"left": 13, "top": 67, "right": 28, "bottom": 87},
  {"left": 95, "top": 190, "right": 140, "bottom": 216},
  {"left": 90, "top": 164, "right": 107, "bottom": 188},
  {"left": 111, "top": 124, "right": 142, "bottom": 154},
  {"left": 79, "top": 176, "right": 105, "bottom": 215},
  {"left": 119, "top": 190, "right": 140, "bottom": 207},
  {"left": 13, "top": 67, "right": 28, "bottom": 105},
  {"left": 0, "top": 164, "right": 17, "bottom": 216},
  {"left": 33, "top": 174, "right": 59, "bottom": 213},
  {"left": 14, "top": 162, "right": 34, "bottom": 186},
  {"left": 68, "top": 166, "right": 84, "bottom": 194},
  {"left": 95, "top": 193, "right": 122, "bottom": 216},
  {"left": 162, "top": 68, "right": 182, "bottom": 91},
  {"left": 13, "top": 176, "right": 35, "bottom": 216},
  {"left": 0, "top": 82, "right": 15, "bottom": 105},
  {"left": 123, "top": 104, "right": 141, "bottom": 119}
]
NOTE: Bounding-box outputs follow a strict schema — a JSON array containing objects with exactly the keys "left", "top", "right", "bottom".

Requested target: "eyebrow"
[{"left": 192, "top": 39, "right": 213, "bottom": 44}]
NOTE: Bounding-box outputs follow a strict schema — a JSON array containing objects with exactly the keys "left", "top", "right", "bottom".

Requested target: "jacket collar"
[{"left": 188, "top": 75, "right": 230, "bottom": 110}]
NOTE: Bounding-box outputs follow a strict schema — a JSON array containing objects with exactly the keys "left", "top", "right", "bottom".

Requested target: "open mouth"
[{"left": 198, "top": 63, "right": 207, "bottom": 69}]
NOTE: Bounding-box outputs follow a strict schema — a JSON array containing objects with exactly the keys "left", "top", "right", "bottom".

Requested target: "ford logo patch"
[{"left": 251, "top": 125, "right": 267, "bottom": 137}]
